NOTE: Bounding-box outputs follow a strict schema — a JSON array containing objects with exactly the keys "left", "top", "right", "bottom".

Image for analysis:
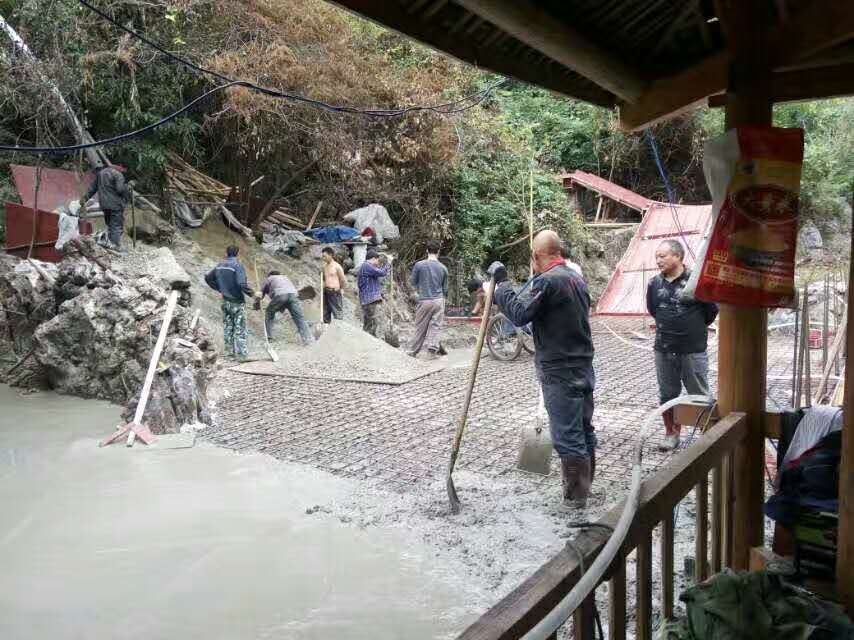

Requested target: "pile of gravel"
[{"left": 233, "top": 320, "right": 445, "bottom": 384}]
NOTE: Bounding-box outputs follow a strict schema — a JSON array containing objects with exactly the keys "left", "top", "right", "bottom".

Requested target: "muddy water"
[{"left": 0, "top": 386, "right": 473, "bottom": 639}]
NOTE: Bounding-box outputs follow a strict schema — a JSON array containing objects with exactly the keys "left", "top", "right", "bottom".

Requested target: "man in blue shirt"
[
  {"left": 205, "top": 245, "right": 254, "bottom": 360},
  {"left": 357, "top": 250, "right": 391, "bottom": 341}
]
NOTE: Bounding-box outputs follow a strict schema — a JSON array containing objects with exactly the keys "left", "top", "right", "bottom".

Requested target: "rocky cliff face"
[{"left": 0, "top": 238, "right": 216, "bottom": 433}]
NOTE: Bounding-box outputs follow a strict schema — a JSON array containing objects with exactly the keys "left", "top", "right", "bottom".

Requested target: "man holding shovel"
[{"left": 490, "top": 230, "right": 596, "bottom": 509}]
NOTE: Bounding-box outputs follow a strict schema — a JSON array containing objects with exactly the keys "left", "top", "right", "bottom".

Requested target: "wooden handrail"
[{"left": 457, "top": 412, "right": 747, "bottom": 640}]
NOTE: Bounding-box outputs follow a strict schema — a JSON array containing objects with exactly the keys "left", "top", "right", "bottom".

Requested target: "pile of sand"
[{"left": 231, "top": 321, "right": 446, "bottom": 384}]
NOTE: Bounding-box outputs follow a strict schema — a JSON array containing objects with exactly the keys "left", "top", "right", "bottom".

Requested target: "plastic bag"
[
  {"left": 55, "top": 211, "right": 80, "bottom": 250},
  {"left": 684, "top": 126, "right": 804, "bottom": 307},
  {"left": 342, "top": 204, "right": 400, "bottom": 244}
]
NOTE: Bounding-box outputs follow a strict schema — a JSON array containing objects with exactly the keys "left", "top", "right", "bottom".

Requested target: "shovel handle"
[{"left": 447, "top": 276, "right": 496, "bottom": 474}]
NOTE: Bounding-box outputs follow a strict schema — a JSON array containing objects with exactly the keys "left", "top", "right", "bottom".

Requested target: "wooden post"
[
  {"left": 718, "top": 0, "right": 772, "bottom": 572},
  {"left": 838, "top": 211, "right": 854, "bottom": 613}
]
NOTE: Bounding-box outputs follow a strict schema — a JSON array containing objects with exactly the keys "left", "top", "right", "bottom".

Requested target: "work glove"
[{"left": 486, "top": 261, "right": 508, "bottom": 284}]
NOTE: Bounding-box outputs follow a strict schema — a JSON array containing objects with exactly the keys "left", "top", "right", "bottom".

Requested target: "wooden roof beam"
[
  {"left": 330, "top": 0, "right": 613, "bottom": 106},
  {"left": 453, "top": 0, "right": 647, "bottom": 102},
  {"left": 708, "top": 63, "right": 854, "bottom": 107},
  {"left": 620, "top": 0, "right": 854, "bottom": 130}
]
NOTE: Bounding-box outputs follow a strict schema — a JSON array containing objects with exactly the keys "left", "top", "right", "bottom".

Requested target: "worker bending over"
[
  {"left": 646, "top": 239, "right": 718, "bottom": 451},
  {"left": 321, "top": 247, "right": 346, "bottom": 323},
  {"left": 205, "top": 245, "right": 254, "bottom": 360},
  {"left": 256, "top": 270, "right": 314, "bottom": 346},
  {"left": 490, "top": 229, "right": 596, "bottom": 509}
]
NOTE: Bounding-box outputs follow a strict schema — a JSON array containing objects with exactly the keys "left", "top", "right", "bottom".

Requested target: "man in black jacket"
[
  {"left": 646, "top": 239, "right": 718, "bottom": 450},
  {"left": 205, "top": 245, "right": 254, "bottom": 360},
  {"left": 490, "top": 230, "right": 596, "bottom": 509},
  {"left": 80, "top": 164, "right": 131, "bottom": 250}
]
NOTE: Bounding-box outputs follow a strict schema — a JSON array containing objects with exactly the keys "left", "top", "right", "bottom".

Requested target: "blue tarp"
[{"left": 304, "top": 225, "right": 360, "bottom": 243}]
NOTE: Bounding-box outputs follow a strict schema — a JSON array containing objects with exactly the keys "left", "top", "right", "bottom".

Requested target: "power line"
[
  {"left": 76, "top": 0, "right": 507, "bottom": 117},
  {"left": 0, "top": 2, "right": 507, "bottom": 154},
  {"left": 0, "top": 80, "right": 241, "bottom": 153}
]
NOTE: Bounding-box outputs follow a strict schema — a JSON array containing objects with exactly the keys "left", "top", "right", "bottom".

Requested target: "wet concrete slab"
[{"left": 0, "top": 386, "right": 474, "bottom": 640}]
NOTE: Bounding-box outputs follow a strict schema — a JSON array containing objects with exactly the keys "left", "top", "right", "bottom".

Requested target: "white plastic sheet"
[{"left": 342, "top": 204, "right": 399, "bottom": 244}]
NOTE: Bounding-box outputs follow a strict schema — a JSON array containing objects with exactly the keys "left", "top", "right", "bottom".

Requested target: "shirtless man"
[{"left": 321, "top": 247, "right": 346, "bottom": 323}]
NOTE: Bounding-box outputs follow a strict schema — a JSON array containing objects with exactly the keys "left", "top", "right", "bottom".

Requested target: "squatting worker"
[
  {"left": 256, "top": 270, "right": 314, "bottom": 346},
  {"left": 321, "top": 247, "right": 346, "bottom": 323},
  {"left": 205, "top": 245, "right": 254, "bottom": 360},
  {"left": 646, "top": 239, "right": 718, "bottom": 451},
  {"left": 489, "top": 229, "right": 596, "bottom": 509},
  {"left": 357, "top": 249, "right": 391, "bottom": 339},
  {"left": 80, "top": 163, "right": 132, "bottom": 251},
  {"left": 407, "top": 239, "right": 448, "bottom": 360}
]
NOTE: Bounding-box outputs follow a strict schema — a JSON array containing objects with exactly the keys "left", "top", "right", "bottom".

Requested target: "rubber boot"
[{"left": 559, "top": 455, "right": 592, "bottom": 510}]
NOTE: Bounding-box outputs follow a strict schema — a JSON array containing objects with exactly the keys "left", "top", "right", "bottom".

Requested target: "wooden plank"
[
  {"left": 661, "top": 509, "right": 675, "bottom": 619},
  {"left": 636, "top": 535, "right": 653, "bottom": 640},
  {"left": 126, "top": 290, "right": 179, "bottom": 446},
  {"left": 608, "top": 557, "right": 626, "bottom": 640},
  {"left": 673, "top": 403, "right": 720, "bottom": 428},
  {"left": 621, "top": 0, "right": 854, "bottom": 130},
  {"left": 838, "top": 213, "right": 854, "bottom": 613},
  {"left": 711, "top": 464, "right": 723, "bottom": 572},
  {"left": 708, "top": 63, "right": 854, "bottom": 106},
  {"left": 457, "top": 412, "right": 747, "bottom": 640},
  {"left": 718, "top": 0, "right": 773, "bottom": 572},
  {"left": 453, "top": 0, "right": 646, "bottom": 102},
  {"left": 695, "top": 475, "right": 709, "bottom": 582},
  {"left": 330, "top": 0, "right": 613, "bottom": 106},
  {"left": 305, "top": 200, "right": 324, "bottom": 231},
  {"left": 572, "top": 593, "right": 596, "bottom": 640},
  {"left": 722, "top": 452, "right": 734, "bottom": 569}
]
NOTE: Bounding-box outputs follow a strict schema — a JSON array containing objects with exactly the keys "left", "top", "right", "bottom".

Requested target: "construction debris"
[{"left": 0, "top": 237, "right": 217, "bottom": 434}]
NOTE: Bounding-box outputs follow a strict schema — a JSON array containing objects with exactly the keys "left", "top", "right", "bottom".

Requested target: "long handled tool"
[
  {"left": 447, "top": 276, "right": 495, "bottom": 514},
  {"left": 253, "top": 257, "right": 279, "bottom": 362},
  {"left": 313, "top": 270, "right": 325, "bottom": 339},
  {"left": 130, "top": 189, "right": 137, "bottom": 248}
]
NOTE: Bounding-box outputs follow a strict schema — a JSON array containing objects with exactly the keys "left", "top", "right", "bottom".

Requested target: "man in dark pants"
[
  {"left": 256, "top": 270, "right": 314, "bottom": 345},
  {"left": 80, "top": 164, "right": 131, "bottom": 251},
  {"left": 205, "top": 245, "right": 254, "bottom": 360},
  {"left": 490, "top": 229, "right": 596, "bottom": 509},
  {"left": 321, "top": 247, "right": 346, "bottom": 323},
  {"left": 356, "top": 249, "right": 391, "bottom": 339},
  {"left": 646, "top": 239, "right": 718, "bottom": 451}
]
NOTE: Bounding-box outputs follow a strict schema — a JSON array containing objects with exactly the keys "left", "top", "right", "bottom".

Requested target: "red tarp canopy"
[{"left": 595, "top": 203, "right": 713, "bottom": 316}]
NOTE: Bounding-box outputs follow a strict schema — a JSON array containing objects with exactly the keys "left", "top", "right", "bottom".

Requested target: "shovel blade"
[{"left": 516, "top": 424, "right": 553, "bottom": 476}]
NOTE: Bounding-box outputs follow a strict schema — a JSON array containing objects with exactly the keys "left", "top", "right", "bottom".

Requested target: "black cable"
[
  {"left": 0, "top": 80, "right": 243, "bottom": 152},
  {"left": 76, "top": 0, "right": 508, "bottom": 117}
]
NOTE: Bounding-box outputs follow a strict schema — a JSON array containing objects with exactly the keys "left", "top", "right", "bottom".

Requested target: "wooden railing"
[{"left": 458, "top": 411, "right": 748, "bottom": 640}]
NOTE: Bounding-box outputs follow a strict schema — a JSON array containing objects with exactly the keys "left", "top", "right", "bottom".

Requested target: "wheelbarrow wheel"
[
  {"left": 486, "top": 313, "right": 522, "bottom": 361},
  {"left": 520, "top": 325, "right": 535, "bottom": 354}
]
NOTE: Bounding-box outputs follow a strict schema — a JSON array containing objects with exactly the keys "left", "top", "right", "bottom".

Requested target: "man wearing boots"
[
  {"left": 646, "top": 239, "right": 718, "bottom": 451},
  {"left": 490, "top": 229, "right": 596, "bottom": 509},
  {"left": 80, "top": 164, "right": 131, "bottom": 252}
]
